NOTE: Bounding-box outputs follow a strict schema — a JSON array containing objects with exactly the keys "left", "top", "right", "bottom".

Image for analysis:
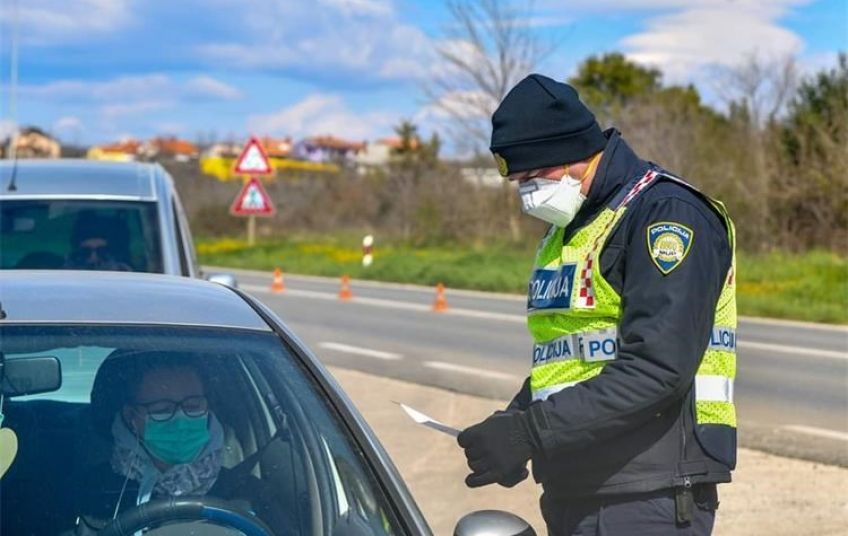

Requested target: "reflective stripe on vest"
[{"left": 526, "top": 168, "right": 738, "bottom": 430}]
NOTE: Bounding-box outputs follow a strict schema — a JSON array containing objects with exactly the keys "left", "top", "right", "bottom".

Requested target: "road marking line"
[
  {"left": 219, "top": 266, "right": 848, "bottom": 328},
  {"left": 740, "top": 316, "right": 848, "bottom": 333},
  {"left": 318, "top": 342, "right": 402, "bottom": 360},
  {"left": 738, "top": 341, "right": 848, "bottom": 361},
  {"left": 423, "top": 360, "right": 521, "bottom": 381},
  {"left": 241, "top": 284, "right": 524, "bottom": 321},
  {"left": 243, "top": 284, "right": 846, "bottom": 358},
  {"left": 209, "top": 266, "right": 527, "bottom": 301},
  {"left": 445, "top": 308, "right": 524, "bottom": 323},
  {"left": 781, "top": 425, "right": 848, "bottom": 442}
]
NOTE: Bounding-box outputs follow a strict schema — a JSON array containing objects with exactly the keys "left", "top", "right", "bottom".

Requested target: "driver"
[
  {"left": 113, "top": 357, "right": 222, "bottom": 501},
  {"left": 64, "top": 212, "right": 132, "bottom": 271},
  {"left": 72, "top": 353, "right": 291, "bottom": 534}
]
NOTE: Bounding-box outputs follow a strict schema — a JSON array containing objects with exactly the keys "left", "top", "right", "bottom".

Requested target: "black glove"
[
  {"left": 498, "top": 466, "right": 530, "bottom": 488},
  {"left": 457, "top": 411, "right": 535, "bottom": 488}
]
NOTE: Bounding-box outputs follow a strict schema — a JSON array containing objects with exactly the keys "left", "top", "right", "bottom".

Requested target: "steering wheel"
[{"left": 97, "top": 497, "right": 274, "bottom": 536}]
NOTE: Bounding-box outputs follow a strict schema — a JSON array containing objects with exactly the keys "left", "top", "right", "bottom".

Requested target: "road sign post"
[{"left": 247, "top": 214, "right": 256, "bottom": 246}]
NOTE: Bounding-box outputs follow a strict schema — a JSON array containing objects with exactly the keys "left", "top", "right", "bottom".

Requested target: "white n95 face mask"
[{"left": 518, "top": 174, "right": 586, "bottom": 227}]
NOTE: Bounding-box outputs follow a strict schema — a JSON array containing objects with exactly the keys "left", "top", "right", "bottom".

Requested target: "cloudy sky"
[{"left": 0, "top": 0, "right": 844, "bottom": 147}]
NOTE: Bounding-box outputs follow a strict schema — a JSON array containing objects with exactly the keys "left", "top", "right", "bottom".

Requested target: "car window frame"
[{"left": 233, "top": 290, "right": 433, "bottom": 536}]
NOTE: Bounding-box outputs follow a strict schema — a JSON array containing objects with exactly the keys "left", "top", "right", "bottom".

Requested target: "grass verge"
[{"left": 199, "top": 236, "right": 847, "bottom": 324}]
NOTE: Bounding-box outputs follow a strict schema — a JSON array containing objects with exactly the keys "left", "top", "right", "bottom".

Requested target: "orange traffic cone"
[
  {"left": 433, "top": 282, "right": 448, "bottom": 312},
  {"left": 339, "top": 274, "right": 353, "bottom": 301},
  {"left": 271, "top": 268, "right": 285, "bottom": 293}
]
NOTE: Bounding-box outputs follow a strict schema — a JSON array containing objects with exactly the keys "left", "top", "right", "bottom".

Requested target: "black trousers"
[{"left": 540, "top": 485, "right": 718, "bottom": 536}]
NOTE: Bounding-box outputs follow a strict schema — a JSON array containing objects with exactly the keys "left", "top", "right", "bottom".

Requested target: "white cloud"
[
  {"left": 316, "top": 0, "right": 393, "bottom": 17},
  {"left": 23, "top": 74, "right": 242, "bottom": 103},
  {"left": 537, "top": 0, "right": 812, "bottom": 81},
  {"left": 154, "top": 122, "right": 187, "bottom": 136},
  {"left": 53, "top": 116, "right": 83, "bottom": 132},
  {"left": 184, "top": 76, "right": 243, "bottom": 100},
  {"left": 417, "top": 89, "right": 496, "bottom": 122},
  {"left": 621, "top": 2, "right": 807, "bottom": 81},
  {"left": 99, "top": 100, "right": 171, "bottom": 120},
  {"left": 0, "top": 120, "right": 16, "bottom": 139},
  {"left": 1, "top": 0, "right": 133, "bottom": 45},
  {"left": 248, "top": 94, "right": 395, "bottom": 140},
  {"left": 196, "top": 0, "right": 433, "bottom": 83},
  {"left": 24, "top": 75, "right": 172, "bottom": 101}
]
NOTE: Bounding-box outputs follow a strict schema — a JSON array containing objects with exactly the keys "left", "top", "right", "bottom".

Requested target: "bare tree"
[
  {"left": 712, "top": 53, "right": 798, "bottom": 248},
  {"left": 426, "top": 0, "right": 555, "bottom": 241},
  {"left": 427, "top": 0, "right": 554, "bottom": 152},
  {"left": 714, "top": 52, "right": 798, "bottom": 128}
]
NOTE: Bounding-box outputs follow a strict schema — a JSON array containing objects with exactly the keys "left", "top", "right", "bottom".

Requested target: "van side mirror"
[
  {"left": 454, "top": 510, "right": 536, "bottom": 536},
  {"left": 206, "top": 273, "right": 238, "bottom": 288},
  {"left": 1, "top": 355, "right": 62, "bottom": 397}
]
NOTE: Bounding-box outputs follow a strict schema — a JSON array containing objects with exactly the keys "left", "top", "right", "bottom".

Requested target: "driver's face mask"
[{"left": 142, "top": 410, "right": 210, "bottom": 465}]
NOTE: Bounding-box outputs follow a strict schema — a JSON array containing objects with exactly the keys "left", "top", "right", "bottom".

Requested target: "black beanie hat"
[{"left": 490, "top": 74, "right": 606, "bottom": 176}]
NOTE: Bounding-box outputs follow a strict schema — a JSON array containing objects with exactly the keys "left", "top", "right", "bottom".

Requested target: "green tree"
[
  {"left": 773, "top": 54, "right": 848, "bottom": 249},
  {"left": 568, "top": 52, "right": 662, "bottom": 115}
]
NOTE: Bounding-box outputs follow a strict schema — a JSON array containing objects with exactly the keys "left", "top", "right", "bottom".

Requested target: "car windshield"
[
  {"left": 0, "top": 199, "right": 164, "bottom": 273},
  {"left": 0, "top": 324, "right": 400, "bottom": 536}
]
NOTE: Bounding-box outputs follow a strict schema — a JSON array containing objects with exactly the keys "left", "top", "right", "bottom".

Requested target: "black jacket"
[{"left": 510, "top": 130, "right": 734, "bottom": 498}]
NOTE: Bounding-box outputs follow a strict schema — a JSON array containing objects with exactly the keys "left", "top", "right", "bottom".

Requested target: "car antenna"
[
  {"left": 5, "top": 0, "right": 20, "bottom": 192},
  {"left": 5, "top": 153, "right": 19, "bottom": 192}
]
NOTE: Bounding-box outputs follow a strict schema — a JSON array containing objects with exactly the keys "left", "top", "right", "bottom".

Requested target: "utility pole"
[{"left": 6, "top": 0, "right": 19, "bottom": 160}]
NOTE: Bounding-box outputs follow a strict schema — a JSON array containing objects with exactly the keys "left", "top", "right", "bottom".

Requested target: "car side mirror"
[
  {"left": 454, "top": 510, "right": 536, "bottom": 536},
  {"left": 1, "top": 355, "right": 62, "bottom": 397},
  {"left": 206, "top": 272, "right": 238, "bottom": 289}
]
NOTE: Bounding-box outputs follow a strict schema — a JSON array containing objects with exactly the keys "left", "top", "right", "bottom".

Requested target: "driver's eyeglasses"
[
  {"left": 73, "top": 244, "right": 110, "bottom": 260},
  {"left": 133, "top": 395, "right": 209, "bottom": 422}
]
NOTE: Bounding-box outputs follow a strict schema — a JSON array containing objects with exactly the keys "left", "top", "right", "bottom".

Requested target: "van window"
[{"left": 0, "top": 199, "right": 164, "bottom": 273}]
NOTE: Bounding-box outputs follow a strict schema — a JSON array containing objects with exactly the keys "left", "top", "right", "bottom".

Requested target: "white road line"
[
  {"left": 739, "top": 316, "right": 848, "bottom": 333},
  {"left": 738, "top": 340, "right": 848, "bottom": 361},
  {"left": 209, "top": 266, "right": 527, "bottom": 301},
  {"left": 318, "top": 342, "right": 402, "bottom": 360},
  {"left": 243, "top": 284, "right": 846, "bottom": 359},
  {"left": 423, "top": 360, "right": 521, "bottom": 382},
  {"left": 241, "top": 283, "right": 524, "bottom": 320},
  {"left": 445, "top": 308, "right": 524, "bottom": 323},
  {"left": 781, "top": 425, "right": 848, "bottom": 442}
]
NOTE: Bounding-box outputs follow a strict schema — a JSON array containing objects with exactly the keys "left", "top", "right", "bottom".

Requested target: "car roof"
[
  {"left": 0, "top": 159, "right": 160, "bottom": 200},
  {"left": 0, "top": 271, "right": 270, "bottom": 330}
]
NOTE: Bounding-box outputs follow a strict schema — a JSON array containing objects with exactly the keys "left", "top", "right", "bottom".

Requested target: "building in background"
[
  {"left": 1, "top": 127, "right": 61, "bottom": 159},
  {"left": 87, "top": 139, "right": 142, "bottom": 161},
  {"left": 293, "top": 136, "right": 365, "bottom": 164},
  {"left": 354, "top": 137, "right": 420, "bottom": 168},
  {"left": 142, "top": 137, "right": 199, "bottom": 162},
  {"left": 260, "top": 137, "right": 293, "bottom": 159}
]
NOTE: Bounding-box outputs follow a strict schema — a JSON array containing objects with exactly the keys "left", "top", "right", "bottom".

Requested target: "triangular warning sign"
[
  {"left": 233, "top": 136, "right": 273, "bottom": 176},
  {"left": 230, "top": 177, "right": 276, "bottom": 216}
]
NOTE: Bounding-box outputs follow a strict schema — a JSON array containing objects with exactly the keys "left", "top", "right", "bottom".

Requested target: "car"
[
  {"left": 0, "top": 159, "right": 236, "bottom": 286},
  {"left": 0, "top": 271, "right": 534, "bottom": 536}
]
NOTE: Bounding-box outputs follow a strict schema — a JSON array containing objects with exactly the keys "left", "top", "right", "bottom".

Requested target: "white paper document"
[{"left": 397, "top": 403, "right": 460, "bottom": 438}]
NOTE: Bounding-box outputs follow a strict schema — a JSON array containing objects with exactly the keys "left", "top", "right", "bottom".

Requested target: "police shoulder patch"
[{"left": 647, "top": 221, "right": 694, "bottom": 275}]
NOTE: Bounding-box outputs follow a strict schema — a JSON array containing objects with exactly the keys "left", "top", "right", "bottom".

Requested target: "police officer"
[{"left": 457, "top": 74, "right": 736, "bottom": 535}]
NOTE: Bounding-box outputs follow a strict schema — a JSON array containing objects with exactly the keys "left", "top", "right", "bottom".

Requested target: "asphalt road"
[{"left": 214, "top": 266, "right": 848, "bottom": 466}]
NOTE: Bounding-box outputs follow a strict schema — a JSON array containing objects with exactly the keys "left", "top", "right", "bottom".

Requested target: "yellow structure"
[{"left": 199, "top": 156, "right": 340, "bottom": 181}]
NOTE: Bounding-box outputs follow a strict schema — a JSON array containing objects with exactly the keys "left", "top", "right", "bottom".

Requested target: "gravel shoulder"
[{"left": 329, "top": 366, "right": 848, "bottom": 536}]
